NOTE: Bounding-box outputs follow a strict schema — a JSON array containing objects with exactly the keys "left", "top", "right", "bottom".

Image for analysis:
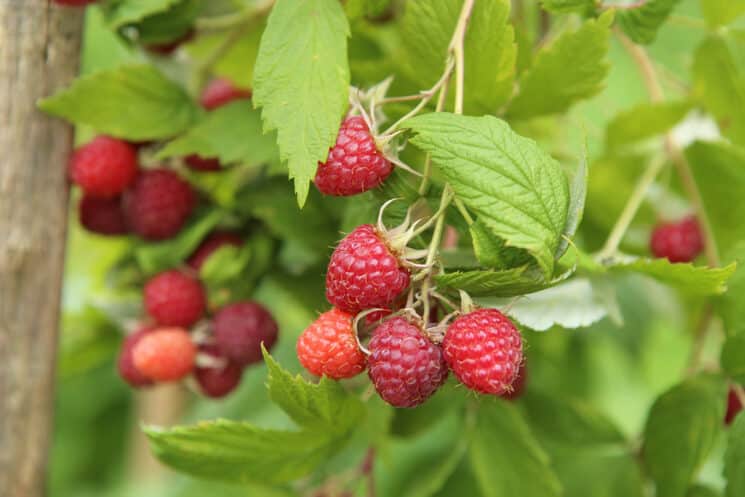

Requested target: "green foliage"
[
  {"left": 540, "top": 0, "right": 597, "bottom": 14},
  {"left": 129, "top": 0, "right": 201, "bottom": 45},
  {"left": 721, "top": 334, "right": 745, "bottom": 384},
  {"left": 607, "top": 257, "right": 736, "bottom": 296},
  {"left": 100, "top": 0, "right": 183, "bottom": 28},
  {"left": 145, "top": 353, "right": 364, "bottom": 484},
  {"left": 158, "top": 101, "right": 279, "bottom": 167},
  {"left": 643, "top": 375, "right": 728, "bottom": 497},
  {"left": 39, "top": 64, "right": 199, "bottom": 140},
  {"left": 407, "top": 113, "right": 569, "bottom": 276},
  {"left": 616, "top": 0, "right": 682, "bottom": 45},
  {"left": 725, "top": 414, "right": 745, "bottom": 497},
  {"left": 718, "top": 243, "right": 745, "bottom": 336},
  {"left": 506, "top": 11, "right": 613, "bottom": 119},
  {"left": 253, "top": 0, "right": 350, "bottom": 207},
  {"left": 700, "top": 0, "right": 745, "bottom": 27},
  {"left": 606, "top": 100, "right": 693, "bottom": 150}
]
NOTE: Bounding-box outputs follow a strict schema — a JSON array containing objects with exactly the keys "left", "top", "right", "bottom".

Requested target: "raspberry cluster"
[{"left": 116, "top": 232, "right": 278, "bottom": 398}]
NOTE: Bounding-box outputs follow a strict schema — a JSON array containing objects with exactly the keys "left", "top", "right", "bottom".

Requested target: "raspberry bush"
[{"left": 44, "top": 1, "right": 745, "bottom": 497}]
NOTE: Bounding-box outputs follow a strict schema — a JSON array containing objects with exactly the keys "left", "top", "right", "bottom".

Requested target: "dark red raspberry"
[
  {"left": 726, "top": 387, "right": 743, "bottom": 425},
  {"left": 297, "top": 308, "right": 366, "bottom": 379},
  {"left": 133, "top": 327, "right": 196, "bottom": 382},
  {"left": 187, "top": 232, "right": 244, "bottom": 271},
  {"left": 326, "top": 224, "right": 410, "bottom": 314},
  {"left": 200, "top": 78, "right": 252, "bottom": 111},
  {"left": 145, "top": 29, "right": 195, "bottom": 55},
  {"left": 367, "top": 317, "right": 448, "bottom": 408},
  {"left": 123, "top": 169, "right": 196, "bottom": 240},
  {"left": 69, "top": 136, "right": 138, "bottom": 198},
  {"left": 502, "top": 361, "right": 527, "bottom": 400},
  {"left": 78, "top": 194, "right": 128, "bottom": 236},
  {"left": 117, "top": 326, "right": 155, "bottom": 388},
  {"left": 314, "top": 116, "right": 393, "bottom": 196},
  {"left": 144, "top": 270, "right": 206, "bottom": 327},
  {"left": 185, "top": 154, "right": 222, "bottom": 172},
  {"left": 650, "top": 216, "right": 704, "bottom": 263},
  {"left": 443, "top": 309, "right": 523, "bottom": 395},
  {"left": 212, "top": 301, "right": 278, "bottom": 366},
  {"left": 194, "top": 345, "right": 244, "bottom": 398},
  {"left": 54, "top": 0, "right": 96, "bottom": 6}
]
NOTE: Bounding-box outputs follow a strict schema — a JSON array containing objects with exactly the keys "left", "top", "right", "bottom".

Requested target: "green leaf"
[
  {"left": 608, "top": 257, "right": 736, "bottom": 296},
  {"left": 549, "top": 446, "right": 646, "bottom": 497},
  {"left": 722, "top": 335, "right": 745, "bottom": 384},
  {"left": 692, "top": 34, "right": 745, "bottom": 147},
  {"left": 264, "top": 351, "right": 364, "bottom": 431},
  {"left": 606, "top": 100, "right": 693, "bottom": 149},
  {"left": 345, "top": 0, "right": 391, "bottom": 19},
  {"left": 470, "top": 219, "right": 534, "bottom": 270},
  {"left": 470, "top": 399, "right": 562, "bottom": 497},
  {"left": 701, "top": 0, "right": 745, "bottom": 27},
  {"left": 39, "top": 65, "right": 199, "bottom": 140},
  {"left": 158, "top": 101, "right": 279, "bottom": 167},
  {"left": 398, "top": 0, "right": 516, "bottom": 114},
  {"left": 134, "top": 209, "right": 223, "bottom": 275},
  {"left": 617, "top": 0, "right": 682, "bottom": 45},
  {"left": 717, "top": 243, "right": 745, "bottom": 336},
  {"left": 725, "top": 414, "right": 745, "bottom": 497},
  {"left": 522, "top": 390, "right": 626, "bottom": 446},
  {"left": 506, "top": 11, "right": 613, "bottom": 119},
  {"left": 555, "top": 155, "right": 588, "bottom": 259},
  {"left": 146, "top": 354, "right": 364, "bottom": 484},
  {"left": 375, "top": 413, "right": 467, "bottom": 497},
  {"left": 687, "top": 141, "right": 745, "bottom": 254},
  {"left": 253, "top": 0, "right": 350, "bottom": 207},
  {"left": 101, "top": 0, "right": 182, "bottom": 29},
  {"left": 643, "top": 375, "right": 728, "bottom": 497},
  {"left": 129, "top": 0, "right": 201, "bottom": 45},
  {"left": 435, "top": 267, "right": 555, "bottom": 297},
  {"left": 540, "top": 0, "right": 596, "bottom": 14},
  {"left": 688, "top": 485, "right": 723, "bottom": 497},
  {"left": 199, "top": 244, "right": 252, "bottom": 286},
  {"left": 407, "top": 113, "right": 569, "bottom": 276},
  {"left": 476, "top": 277, "right": 612, "bottom": 331}
]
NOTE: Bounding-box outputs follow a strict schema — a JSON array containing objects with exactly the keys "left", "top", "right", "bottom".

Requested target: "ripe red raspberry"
[
  {"left": 502, "top": 361, "right": 527, "bottom": 400},
  {"left": 78, "top": 194, "right": 128, "bottom": 236},
  {"left": 650, "top": 216, "right": 704, "bottom": 263},
  {"left": 314, "top": 116, "right": 393, "bottom": 196},
  {"left": 367, "top": 317, "right": 448, "bottom": 408},
  {"left": 194, "top": 345, "right": 244, "bottom": 398},
  {"left": 54, "top": 0, "right": 96, "bottom": 6},
  {"left": 187, "top": 232, "right": 244, "bottom": 270},
  {"left": 726, "top": 387, "right": 743, "bottom": 426},
  {"left": 212, "top": 301, "right": 278, "bottom": 366},
  {"left": 443, "top": 309, "right": 523, "bottom": 396},
  {"left": 200, "top": 78, "right": 252, "bottom": 110},
  {"left": 297, "top": 308, "right": 366, "bottom": 379},
  {"left": 132, "top": 327, "right": 196, "bottom": 382},
  {"left": 117, "top": 326, "right": 155, "bottom": 388},
  {"left": 145, "top": 29, "right": 195, "bottom": 56},
  {"left": 185, "top": 154, "right": 222, "bottom": 172},
  {"left": 144, "top": 270, "right": 206, "bottom": 327},
  {"left": 69, "top": 136, "right": 138, "bottom": 198},
  {"left": 123, "top": 169, "right": 196, "bottom": 240},
  {"left": 326, "top": 224, "right": 410, "bottom": 314}
]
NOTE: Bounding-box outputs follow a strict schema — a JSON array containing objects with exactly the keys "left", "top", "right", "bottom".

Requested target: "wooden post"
[{"left": 0, "top": 2, "right": 83, "bottom": 496}]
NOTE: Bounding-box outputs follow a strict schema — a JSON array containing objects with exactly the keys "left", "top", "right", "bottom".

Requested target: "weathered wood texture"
[{"left": 0, "top": 2, "right": 83, "bottom": 496}]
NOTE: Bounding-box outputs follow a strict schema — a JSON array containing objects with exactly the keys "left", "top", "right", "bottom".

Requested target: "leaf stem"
[
  {"left": 598, "top": 154, "right": 667, "bottom": 259},
  {"left": 449, "top": 0, "right": 475, "bottom": 115},
  {"left": 685, "top": 304, "right": 714, "bottom": 376}
]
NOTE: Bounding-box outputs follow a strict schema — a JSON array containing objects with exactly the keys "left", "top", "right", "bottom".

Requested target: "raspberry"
[
  {"left": 443, "top": 309, "right": 523, "bottom": 395},
  {"left": 144, "top": 270, "right": 206, "bottom": 327},
  {"left": 194, "top": 345, "right": 244, "bottom": 398},
  {"left": 367, "top": 317, "right": 448, "bottom": 408},
  {"left": 54, "top": 0, "right": 97, "bottom": 6},
  {"left": 650, "top": 216, "right": 704, "bottom": 263},
  {"left": 185, "top": 154, "right": 222, "bottom": 172},
  {"left": 297, "top": 308, "right": 366, "bottom": 379},
  {"left": 187, "top": 232, "right": 243, "bottom": 270},
  {"left": 200, "top": 78, "right": 252, "bottom": 111},
  {"left": 326, "top": 224, "right": 410, "bottom": 313},
  {"left": 132, "top": 327, "right": 196, "bottom": 382},
  {"left": 212, "top": 302, "right": 278, "bottom": 366},
  {"left": 117, "top": 326, "right": 155, "bottom": 388},
  {"left": 726, "top": 387, "right": 743, "bottom": 426},
  {"left": 502, "top": 361, "right": 527, "bottom": 400},
  {"left": 69, "top": 136, "right": 138, "bottom": 198},
  {"left": 123, "top": 169, "right": 196, "bottom": 240},
  {"left": 145, "top": 29, "right": 195, "bottom": 55},
  {"left": 314, "top": 116, "right": 393, "bottom": 196},
  {"left": 78, "top": 195, "right": 128, "bottom": 236}
]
